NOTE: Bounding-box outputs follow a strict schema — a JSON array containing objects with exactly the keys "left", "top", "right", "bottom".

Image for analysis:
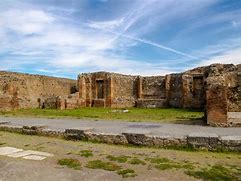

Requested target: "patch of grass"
[
  {"left": 58, "top": 158, "right": 81, "bottom": 170},
  {"left": 129, "top": 158, "right": 146, "bottom": 165},
  {"left": 146, "top": 157, "right": 170, "bottom": 164},
  {"left": 106, "top": 155, "right": 129, "bottom": 163},
  {"left": 0, "top": 142, "right": 6, "bottom": 145},
  {"left": 1, "top": 107, "right": 204, "bottom": 123},
  {"left": 79, "top": 150, "right": 93, "bottom": 158},
  {"left": 154, "top": 163, "right": 182, "bottom": 170},
  {"left": 117, "top": 169, "right": 137, "bottom": 178},
  {"left": 185, "top": 164, "right": 241, "bottom": 181},
  {"left": 146, "top": 157, "right": 195, "bottom": 171},
  {"left": 86, "top": 160, "right": 121, "bottom": 171},
  {"left": 182, "top": 163, "right": 195, "bottom": 170}
]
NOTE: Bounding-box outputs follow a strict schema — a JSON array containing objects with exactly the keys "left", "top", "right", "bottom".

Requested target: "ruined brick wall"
[
  {"left": 0, "top": 71, "right": 76, "bottom": 111},
  {"left": 226, "top": 65, "right": 241, "bottom": 112},
  {"left": 111, "top": 73, "right": 138, "bottom": 108},
  {"left": 141, "top": 76, "right": 165, "bottom": 99},
  {"left": 165, "top": 67, "right": 206, "bottom": 109},
  {"left": 165, "top": 74, "right": 184, "bottom": 108},
  {"left": 205, "top": 64, "right": 241, "bottom": 126},
  {"left": 78, "top": 72, "right": 111, "bottom": 107},
  {"left": 78, "top": 71, "right": 207, "bottom": 109},
  {"left": 136, "top": 76, "right": 167, "bottom": 108},
  {"left": 183, "top": 67, "right": 206, "bottom": 109},
  {"left": 78, "top": 72, "right": 138, "bottom": 108}
]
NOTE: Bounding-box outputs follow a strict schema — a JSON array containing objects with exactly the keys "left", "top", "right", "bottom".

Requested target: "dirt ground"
[{"left": 0, "top": 131, "right": 240, "bottom": 181}]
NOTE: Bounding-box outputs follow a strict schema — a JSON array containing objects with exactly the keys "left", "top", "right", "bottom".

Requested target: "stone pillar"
[
  {"left": 78, "top": 75, "right": 86, "bottom": 99},
  {"left": 137, "top": 76, "right": 143, "bottom": 99},
  {"left": 85, "top": 76, "right": 92, "bottom": 107},
  {"left": 78, "top": 75, "right": 87, "bottom": 107},
  {"left": 182, "top": 74, "right": 193, "bottom": 108},
  {"left": 57, "top": 97, "right": 66, "bottom": 110},
  {"left": 165, "top": 75, "right": 171, "bottom": 106},
  {"left": 9, "top": 85, "right": 19, "bottom": 110},
  {"left": 206, "top": 76, "right": 228, "bottom": 126},
  {"left": 106, "top": 75, "right": 113, "bottom": 107}
]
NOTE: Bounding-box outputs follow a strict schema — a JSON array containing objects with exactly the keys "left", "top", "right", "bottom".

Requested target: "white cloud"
[
  {"left": 1, "top": 9, "right": 54, "bottom": 35},
  {"left": 0, "top": 0, "right": 240, "bottom": 78},
  {"left": 198, "top": 48, "right": 241, "bottom": 66},
  {"left": 88, "top": 18, "right": 124, "bottom": 30}
]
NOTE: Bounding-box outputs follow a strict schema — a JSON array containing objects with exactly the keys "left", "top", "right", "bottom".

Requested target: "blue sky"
[{"left": 0, "top": 0, "right": 241, "bottom": 78}]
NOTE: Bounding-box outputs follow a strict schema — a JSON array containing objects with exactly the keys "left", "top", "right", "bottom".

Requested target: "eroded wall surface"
[
  {"left": 0, "top": 71, "right": 76, "bottom": 111},
  {"left": 78, "top": 72, "right": 138, "bottom": 108},
  {"left": 205, "top": 64, "right": 241, "bottom": 126}
]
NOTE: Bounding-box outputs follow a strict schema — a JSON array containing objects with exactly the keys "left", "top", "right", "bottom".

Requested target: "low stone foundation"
[
  {"left": 136, "top": 99, "right": 166, "bottom": 108},
  {"left": 0, "top": 125, "right": 240, "bottom": 151}
]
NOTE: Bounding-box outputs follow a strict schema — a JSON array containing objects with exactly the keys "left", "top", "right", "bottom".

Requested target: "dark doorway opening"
[{"left": 96, "top": 80, "right": 104, "bottom": 99}]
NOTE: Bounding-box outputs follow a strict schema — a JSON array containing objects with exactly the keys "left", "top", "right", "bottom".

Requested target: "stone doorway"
[
  {"left": 96, "top": 80, "right": 104, "bottom": 99},
  {"left": 192, "top": 76, "right": 205, "bottom": 108}
]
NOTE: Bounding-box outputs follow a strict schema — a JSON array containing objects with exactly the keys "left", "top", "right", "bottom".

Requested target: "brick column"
[
  {"left": 85, "top": 76, "right": 92, "bottom": 107},
  {"left": 106, "top": 75, "right": 113, "bottom": 107},
  {"left": 206, "top": 76, "right": 228, "bottom": 126},
  {"left": 78, "top": 75, "right": 86, "bottom": 99},
  {"left": 165, "top": 75, "right": 171, "bottom": 106},
  {"left": 182, "top": 74, "right": 193, "bottom": 108},
  {"left": 137, "top": 76, "right": 143, "bottom": 99}
]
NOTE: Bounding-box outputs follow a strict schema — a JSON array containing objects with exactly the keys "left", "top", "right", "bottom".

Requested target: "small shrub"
[
  {"left": 147, "top": 157, "right": 195, "bottom": 171},
  {"left": 106, "top": 155, "right": 129, "bottom": 163},
  {"left": 185, "top": 164, "right": 241, "bottom": 181},
  {"left": 155, "top": 163, "right": 181, "bottom": 170},
  {"left": 129, "top": 158, "right": 146, "bottom": 165},
  {"left": 117, "top": 169, "right": 137, "bottom": 178},
  {"left": 80, "top": 150, "right": 93, "bottom": 158},
  {"left": 146, "top": 157, "right": 170, "bottom": 164},
  {"left": 86, "top": 160, "right": 121, "bottom": 171},
  {"left": 58, "top": 158, "right": 81, "bottom": 170}
]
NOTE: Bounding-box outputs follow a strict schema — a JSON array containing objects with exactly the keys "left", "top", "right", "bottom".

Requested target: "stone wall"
[
  {"left": 137, "top": 76, "right": 166, "bottom": 108},
  {"left": 0, "top": 71, "right": 76, "bottom": 111},
  {"left": 165, "top": 74, "right": 184, "bottom": 108},
  {"left": 111, "top": 73, "right": 138, "bottom": 108},
  {"left": 78, "top": 72, "right": 138, "bottom": 108},
  {"left": 1, "top": 125, "right": 240, "bottom": 151},
  {"left": 141, "top": 76, "right": 165, "bottom": 99},
  {"left": 165, "top": 68, "right": 206, "bottom": 109},
  {"left": 205, "top": 64, "right": 241, "bottom": 126}
]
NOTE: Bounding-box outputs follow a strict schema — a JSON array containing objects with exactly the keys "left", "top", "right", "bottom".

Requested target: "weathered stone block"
[
  {"left": 220, "top": 136, "right": 241, "bottom": 146},
  {"left": 92, "top": 99, "right": 105, "bottom": 107},
  {"left": 227, "top": 112, "right": 241, "bottom": 125},
  {"left": 122, "top": 131, "right": 152, "bottom": 146},
  {"left": 84, "top": 132, "right": 128, "bottom": 145},
  {"left": 187, "top": 133, "right": 219, "bottom": 149},
  {"left": 64, "top": 128, "right": 93, "bottom": 140}
]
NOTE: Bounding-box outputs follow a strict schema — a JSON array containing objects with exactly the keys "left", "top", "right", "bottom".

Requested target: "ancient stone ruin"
[{"left": 0, "top": 63, "right": 240, "bottom": 127}]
